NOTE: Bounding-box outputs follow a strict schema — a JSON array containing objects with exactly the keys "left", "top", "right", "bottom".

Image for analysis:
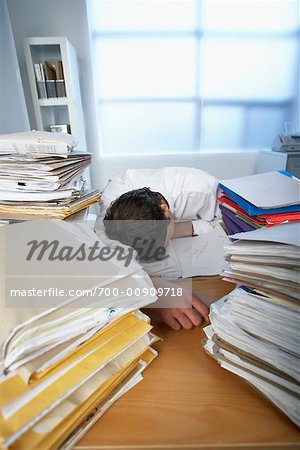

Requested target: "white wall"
[
  {"left": 0, "top": 0, "right": 30, "bottom": 133},
  {"left": 6, "top": 0, "right": 286, "bottom": 190},
  {"left": 6, "top": 0, "right": 99, "bottom": 159},
  {"left": 94, "top": 151, "right": 258, "bottom": 190}
]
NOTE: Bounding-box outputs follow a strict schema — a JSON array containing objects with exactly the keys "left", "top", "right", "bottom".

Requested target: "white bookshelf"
[{"left": 24, "top": 36, "right": 87, "bottom": 152}]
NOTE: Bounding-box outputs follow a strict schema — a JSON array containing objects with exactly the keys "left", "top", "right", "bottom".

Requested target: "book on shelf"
[
  {"left": 33, "top": 60, "right": 66, "bottom": 99},
  {"left": 33, "top": 63, "right": 47, "bottom": 99},
  {"left": 55, "top": 60, "right": 66, "bottom": 97},
  {"left": 43, "top": 60, "right": 56, "bottom": 98}
]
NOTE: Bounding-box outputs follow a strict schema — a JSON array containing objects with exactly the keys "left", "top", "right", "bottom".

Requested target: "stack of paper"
[
  {"left": 203, "top": 287, "right": 300, "bottom": 427},
  {"left": 222, "top": 223, "right": 300, "bottom": 301},
  {"left": 0, "top": 131, "right": 77, "bottom": 157},
  {"left": 218, "top": 171, "right": 300, "bottom": 234},
  {"left": 0, "top": 221, "right": 160, "bottom": 449},
  {"left": 203, "top": 223, "right": 300, "bottom": 426},
  {"left": 0, "top": 131, "right": 100, "bottom": 220}
]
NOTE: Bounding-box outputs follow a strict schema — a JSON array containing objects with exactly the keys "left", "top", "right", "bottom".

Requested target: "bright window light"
[
  {"left": 95, "top": 37, "right": 197, "bottom": 98},
  {"left": 88, "top": 0, "right": 299, "bottom": 155}
]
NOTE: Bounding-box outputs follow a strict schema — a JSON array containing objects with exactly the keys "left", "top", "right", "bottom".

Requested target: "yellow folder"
[
  {"left": 10, "top": 346, "right": 157, "bottom": 450},
  {"left": 0, "top": 311, "right": 144, "bottom": 407},
  {"left": 0, "top": 316, "right": 151, "bottom": 446}
]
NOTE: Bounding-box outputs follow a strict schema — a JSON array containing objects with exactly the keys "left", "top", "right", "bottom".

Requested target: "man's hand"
[
  {"left": 149, "top": 299, "right": 209, "bottom": 331},
  {"left": 146, "top": 274, "right": 210, "bottom": 330}
]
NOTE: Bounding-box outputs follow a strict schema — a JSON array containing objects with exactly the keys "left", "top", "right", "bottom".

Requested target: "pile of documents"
[
  {"left": 203, "top": 223, "right": 300, "bottom": 426},
  {"left": 203, "top": 286, "right": 299, "bottom": 427},
  {"left": 218, "top": 171, "right": 300, "bottom": 234},
  {"left": 0, "top": 220, "right": 160, "bottom": 449},
  {"left": 222, "top": 223, "right": 299, "bottom": 301},
  {"left": 0, "top": 131, "right": 100, "bottom": 220}
]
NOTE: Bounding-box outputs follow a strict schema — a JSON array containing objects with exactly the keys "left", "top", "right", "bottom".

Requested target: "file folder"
[{"left": 220, "top": 171, "right": 300, "bottom": 216}]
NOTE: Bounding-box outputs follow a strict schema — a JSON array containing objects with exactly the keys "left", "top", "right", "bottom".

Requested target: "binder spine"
[
  {"left": 46, "top": 80, "right": 57, "bottom": 98},
  {"left": 36, "top": 81, "right": 47, "bottom": 99},
  {"left": 33, "top": 63, "right": 47, "bottom": 99},
  {"left": 56, "top": 80, "right": 66, "bottom": 97}
]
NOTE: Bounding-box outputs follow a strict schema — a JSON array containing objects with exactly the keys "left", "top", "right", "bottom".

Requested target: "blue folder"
[{"left": 219, "top": 171, "right": 300, "bottom": 216}]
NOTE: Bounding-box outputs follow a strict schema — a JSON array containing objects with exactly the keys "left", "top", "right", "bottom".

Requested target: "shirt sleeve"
[{"left": 171, "top": 169, "right": 219, "bottom": 222}]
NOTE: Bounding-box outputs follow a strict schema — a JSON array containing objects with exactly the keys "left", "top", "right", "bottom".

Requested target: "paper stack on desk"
[
  {"left": 0, "top": 131, "right": 100, "bottom": 221},
  {"left": 203, "top": 287, "right": 300, "bottom": 427},
  {"left": 222, "top": 223, "right": 300, "bottom": 300},
  {"left": 0, "top": 221, "right": 160, "bottom": 449},
  {"left": 203, "top": 223, "right": 300, "bottom": 427},
  {"left": 218, "top": 171, "right": 300, "bottom": 234},
  {"left": 0, "top": 131, "right": 76, "bottom": 156}
]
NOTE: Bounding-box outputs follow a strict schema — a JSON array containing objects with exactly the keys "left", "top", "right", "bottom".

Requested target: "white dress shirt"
[{"left": 101, "top": 167, "right": 220, "bottom": 235}]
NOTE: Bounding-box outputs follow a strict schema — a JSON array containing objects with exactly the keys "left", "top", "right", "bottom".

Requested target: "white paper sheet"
[{"left": 221, "top": 171, "right": 300, "bottom": 208}]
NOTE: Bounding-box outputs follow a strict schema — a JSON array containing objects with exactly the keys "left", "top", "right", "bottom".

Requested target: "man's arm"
[
  {"left": 172, "top": 221, "right": 194, "bottom": 238},
  {"left": 172, "top": 219, "right": 220, "bottom": 239}
]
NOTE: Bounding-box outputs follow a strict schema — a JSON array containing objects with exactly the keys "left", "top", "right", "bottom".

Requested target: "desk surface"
[{"left": 76, "top": 277, "right": 300, "bottom": 449}]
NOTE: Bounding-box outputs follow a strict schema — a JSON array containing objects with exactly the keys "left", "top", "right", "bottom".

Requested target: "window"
[{"left": 88, "top": 0, "right": 299, "bottom": 155}]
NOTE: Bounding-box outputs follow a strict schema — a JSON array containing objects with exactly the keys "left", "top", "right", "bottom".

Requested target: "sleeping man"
[{"left": 101, "top": 167, "right": 220, "bottom": 331}]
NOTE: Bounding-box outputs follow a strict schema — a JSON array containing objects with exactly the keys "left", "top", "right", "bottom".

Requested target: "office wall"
[
  {"left": 6, "top": 0, "right": 284, "bottom": 190},
  {"left": 0, "top": 0, "right": 29, "bottom": 133},
  {"left": 95, "top": 151, "right": 258, "bottom": 190},
  {"left": 6, "top": 0, "right": 99, "bottom": 160}
]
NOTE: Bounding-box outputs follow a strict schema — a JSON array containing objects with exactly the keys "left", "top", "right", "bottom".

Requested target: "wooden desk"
[{"left": 76, "top": 277, "right": 300, "bottom": 450}]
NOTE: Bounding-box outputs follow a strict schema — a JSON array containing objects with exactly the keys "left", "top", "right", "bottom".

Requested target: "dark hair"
[{"left": 103, "top": 188, "right": 170, "bottom": 261}]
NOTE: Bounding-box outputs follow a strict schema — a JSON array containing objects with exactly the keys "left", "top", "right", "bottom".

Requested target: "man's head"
[{"left": 103, "top": 188, "right": 174, "bottom": 261}]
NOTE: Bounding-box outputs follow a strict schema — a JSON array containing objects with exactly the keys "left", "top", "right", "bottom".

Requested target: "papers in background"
[
  {"left": 0, "top": 153, "right": 91, "bottom": 193},
  {"left": 0, "top": 131, "right": 100, "bottom": 221},
  {"left": 222, "top": 223, "right": 300, "bottom": 301},
  {"left": 0, "top": 152, "right": 101, "bottom": 220},
  {"left": 0, "top": 189, "right": 101, "bottom": 220},
  {"left": 0, "top": 131, "right": 78, "bottom": 156},
  {"left": 203, "top": 286, "right": 300, "bottom": 427},
  {"left": 220, "top": 171, "right": 300, "bottom": 211},
  {"left": 143, "top": 222, "right": 229, "bottom": 279}
]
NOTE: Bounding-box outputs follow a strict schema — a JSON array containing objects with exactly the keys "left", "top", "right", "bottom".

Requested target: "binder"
[
  {"left": 56, "top": 80, "right": 66, "bottom": 97},
  {"left": 36, "top": 81, "right": 47, "bottom": 99},
  {"left": 219, "top": 171, "right": 300, "bottom": 216},
  {"left": 220, "top": 185, "right": 300, "bottom": 216},
  {"left": 33, "top": 64, "right": 47, "bottom": 99},
  {"left": 55, "top": 63, "right": 66, "bottom": 97},
  {"left": 44, "top": 61, "right": 57, "bottom": 98},
  {"left": 45, "top": 80, "right": 57, "bottom": 98}
]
